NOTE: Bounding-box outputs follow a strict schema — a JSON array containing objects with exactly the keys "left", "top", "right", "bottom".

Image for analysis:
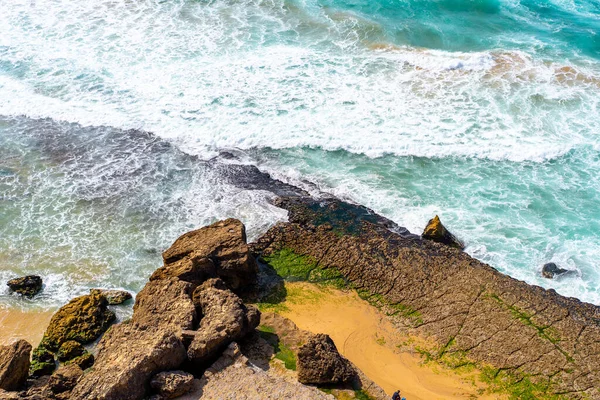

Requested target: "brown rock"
[
  {"left": 7, "top": 275, "right": 42, "bottom": 297},
  {"left": 156, "top": 219, "right": 257, "bottom": 290},
  {"left": 297, "top": 334, "right": 356, "bottom": 385},
  {"left": 41, "top": 292, "right": 116, "bottom": 351},
  {"left": 187, "top": 278, "right": 260, "bottom": 365},
  {"left": 48, "top": 363, "right": 83, "bottom": 394},
  {"left": 422, "top": 215, "right": 464, "bottom": 249},
  {"left": 0, "top": 339, "right": 31, "bottom": 391},
  {"left": 66, "top": 352, "right": 94, "bottom": 370},
  {"left": 150, "top": 371, "right": 194, "bottom": 399},
  {"left": 70, "top": 324, "right": 187, "bottom": 400},
  {"left": 132, "top": 278, "right": 196, "bottom": 330},
  {"left": 90, "top": 289, "right": 132, "bottom": 305}
]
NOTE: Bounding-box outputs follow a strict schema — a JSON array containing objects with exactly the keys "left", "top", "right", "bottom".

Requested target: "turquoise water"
[{"left": 0, "top": 0, "right": 599, "bottom": 307}]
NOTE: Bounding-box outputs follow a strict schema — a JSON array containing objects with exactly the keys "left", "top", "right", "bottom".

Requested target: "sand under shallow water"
[
  {"left": 0, "top": 306, "right": 54, "bottom": 347},
  {"left": 278, "top": 282, "right": 502, "bottom": 400}
]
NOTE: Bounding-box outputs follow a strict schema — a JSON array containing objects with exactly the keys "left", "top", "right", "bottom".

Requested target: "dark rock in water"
[
  {"left": 41, "top": 292, "right": 116, "bottom": 351},
  {"left": 541, "top": 262, "right": 575, "bottom": 279},
  {"left": 187, "top": 278, "right": 260, "bottom": 365},
  {"left": 297, "top": 334, "right": 356, "bottom": 385},
  {"left": 132, "top": 278, "right": 197, "bottom": 330},
  {"left": 89, "top": 289, "right": 132, "bottom": 305},
  {"left": 7, "top": 275, "right": 43, "bottom": 297},
  {"left": 0, "top": 339, "right": 31, "bottom": 390},
  {"left": 156, "top": 219, "right": 258, "bottom": 291},
  {"left": 56, "top": 341, "right": 86, "bottom": 362},
  {"left": 69, "top": 324, "right": 187, "bottom": 400},
  {"left": 30, "top": 345, "right": 56, "bottom": 377},
  {"left": 421, "top": 215, "right": 464, "bottom": 249},
  {"left": 150, "top": 371, "right": 194, "bottom": 399}
]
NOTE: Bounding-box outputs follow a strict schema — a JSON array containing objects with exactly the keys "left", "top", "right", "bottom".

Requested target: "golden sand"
[
  {"left": 0, "top": 307, "right": 54, "bottom": 346},
  {"left": 278, "top": 282, "right": 503, "bottom": 400}
]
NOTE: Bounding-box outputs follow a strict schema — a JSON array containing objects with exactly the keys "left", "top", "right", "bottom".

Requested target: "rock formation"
[
  {"left": 89, "top": 289, "right": 132, "bottom": 305},
  {"left": 154, "top": 218, "right": 258, "bottom": 290},
  {"left": 421, "top": 215, "right": 464, "bottom": 249},
  {"left": 149, "top": 371, "right": 194, "bottom": 399},
  {"left": 187, "top": 278, "right": 260, "bottom": 365},
  {"left": 0, "top": 340, "right": 31, "bottom": 391},
  {"left": 6, "top": 275, "right": 43, "bottom": 297},
  {"left": 254, "top": 195, "right": 600, "bottom": 399},
  {"left": 297, "top": 334, "right": 356, "bottom": 385},
  {"left": 541, "top": 262, "right": 575, "bottom": 279}
]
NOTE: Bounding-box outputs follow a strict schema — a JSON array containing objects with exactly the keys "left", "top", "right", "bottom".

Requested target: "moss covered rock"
[
  {"left": 43, "top": 292, "right": 116, "bottom": 351},
  {"left": 57, "top": 340, "right": 86, "bottom": 362},
  {"left": 30, "top": 345, "right": 56, "bottom": 377},
  {"left": 66, "top": 352, "right": 95, "bottom": 370}
]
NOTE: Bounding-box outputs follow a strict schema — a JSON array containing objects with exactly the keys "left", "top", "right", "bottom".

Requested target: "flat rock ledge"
[{"left": 253, "top": 196, "right": 600, "bottom": 399}]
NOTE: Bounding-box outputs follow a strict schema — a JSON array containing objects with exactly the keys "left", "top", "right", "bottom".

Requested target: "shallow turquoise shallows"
[{"left": 0, "top": 0, "right": 599, "bottom": 308}]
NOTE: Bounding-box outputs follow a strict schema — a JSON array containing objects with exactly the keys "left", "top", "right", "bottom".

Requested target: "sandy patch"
[
  {"left": 0, "top": 307, "right": 54, "bottom": 346},
  {"left": 278, "top": 282, "right": 502, "bottom": 400}
]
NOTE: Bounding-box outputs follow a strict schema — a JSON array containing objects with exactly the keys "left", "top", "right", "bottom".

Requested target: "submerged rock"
[
  {"left": 187, "top": 278, "right": 260, "bottom": 365},
  {"left": 422, "top": 215, "right": 464, "bottom": 249},
  {"left": 155, "top": 219, "right": 258, "bottom": 290},
  {"left": 70, "top": 324, "right": 187, "bottom": 400},
  {"left": 90, "top": 289, "right": 132, "bottom": 305},
  {"left": 297, "top": 334, "right": 356, "bottom": 385},
  {"left": 541, "top": 262, "right": 575, "bottom": 279},
  {"left": 7, "top": 275, "right": 43, "bottom": 297},
  {"left": 0, "top": 339, "right": 31, "bottom": 391},
  {"left": 150, "top": 371, "right": 194, "bottom": 399}
]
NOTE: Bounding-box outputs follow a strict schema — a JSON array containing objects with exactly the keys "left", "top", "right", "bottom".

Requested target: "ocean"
[{"left": 1, "top": 0, "right": 599, "bottom": 309}]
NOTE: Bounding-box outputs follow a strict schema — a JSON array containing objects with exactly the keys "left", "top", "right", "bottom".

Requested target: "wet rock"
[
  {"left": 0, "top": 339, "right": 31, "bottom": 390},
  {"left": 7, "top": 275, "right": 42, "bottom": 297},
  {"left": 187, "top": 278, "right": 260, "bottom": 365},
  {"left": 422, "top": 215, "right": 464, "bottom": 249},
  {"left": 70, "top": 324, "right": 187, "bottom": 400},
  {"left": 132, "top": 278, "right": 196, "bottom": 330},
  {"left": 150, "top": 371, "right": 194, "bottom": 399},
  {"left": 541, "top": 263, "right": 575, "bottom": 279},
  {"left": 297, "top": 334, "right": 356, "bottom": 385},
  {"left": 156, "top": 219, "right": 257, "bottom": 290},
  {"left": 30, "top": 345, "right": 56, "bottom": 377},
  {"left": 90, "top": 289, "right": 132, "bottom": 305},
  {"left": 41, "top": 292, "right": 116, "bottom": 351},
  {"left": 56, "top": 340, "right": 86, "bottom": 362}
]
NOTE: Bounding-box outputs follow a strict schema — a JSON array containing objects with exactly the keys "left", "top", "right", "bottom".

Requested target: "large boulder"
[
  {"left": 90, "top": 289, "right": 132, "bottom": 305},
  {"left": 421, "top": 215, "right": 464, "bottom": 249},
  {"left": 132, "top": 278, "right": 197, "bottom": 330},
  {"left": 7, "top": 275, "right": 42, "bottom": 297},
  {"left": 0, "top": 339, "right": 31, "bottom": 391},
  {"left": 541, "top": 262, "right": 576, "bottom": 279},
  {"left": 154, "top": 219, "right": 257, "bottom": 290},
  {"left": 297, "top": 334, "right": 356, "bottom": 385},
  {"left": 41, "top": 292, "right": 116, "bottom": 351},
  {"left": 70, "top": 324, "right": 187, "bottom": 400},
  {"left": 150, "top": 371, "right": 194, "bottom": 399},
  {"left": 187, "top": 278, "right": 260, "bottom": 365}
]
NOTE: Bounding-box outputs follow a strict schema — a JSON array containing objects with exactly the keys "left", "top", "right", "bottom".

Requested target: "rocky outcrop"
[
  {"left": 541, "top": 262, "right": 575, "bottom": 279},
  {"left": 70, "top": 324, "right": 187, "bottom": 400},
  {"left": 194, "top": 342, "right": 333, "bottom": 399},
  {"left": 30, "top": 345, "right": 56, "bottom": 377},
  {"left": 421, "top": 215, "right": 464, "bottom": 249},
  {"left": 7, "top": 275, "right": 42, "bottom": 297},
  {"left": 297, "top": 334, "right": 356, "bottom": 385},
  {"left": 187, "top": 278, "right": 260, "bottom": 365},
  {"left": 0, "top": 340, "right": 31, "bottom": 391},
  {"left": 150, "top": 371, "right": 194, "bottom": 399},
  {"left": 90, "top": 289, "right": 132, "bottom": 305},
  {"left": 154, "top": 219, "right": 258, "bottom": 290},
  {"left": 132, "top": 278, "right": 196, "bottom": 330},
  {"left": 41, "top": 292, "right": 115, "bottom": 351},
  {"left": 254, "top": 196, "right": 600, "bottom": 399},
  {"left": 56, "top": 341, "right": 86, "bottom": 362}
]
